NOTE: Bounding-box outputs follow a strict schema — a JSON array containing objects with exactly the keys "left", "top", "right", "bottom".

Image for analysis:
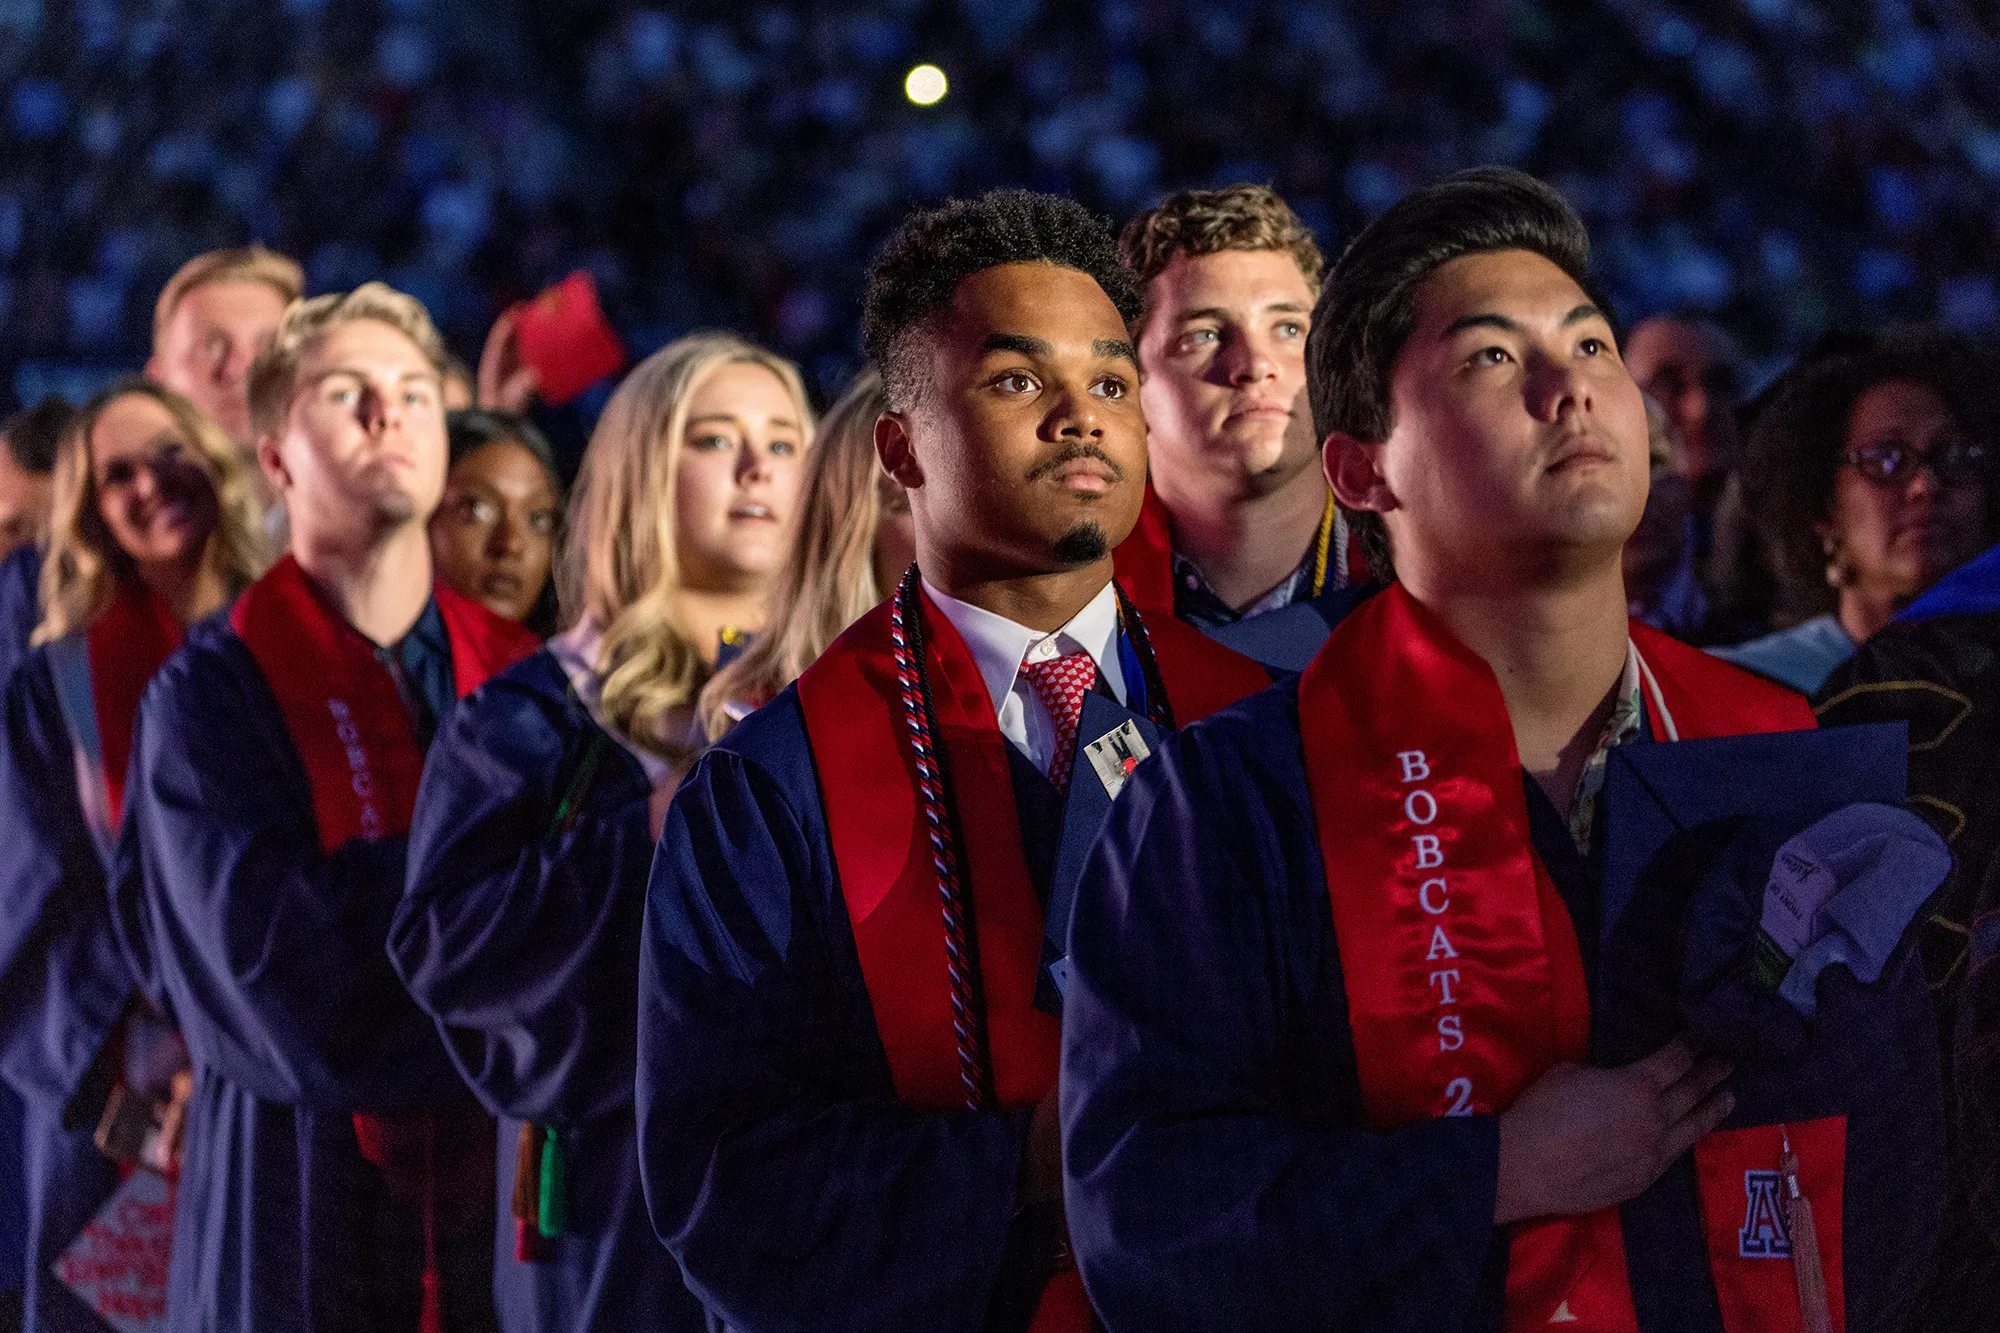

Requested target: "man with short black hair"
[
  {"left": 635, "top": 189, "right": 1266, "bottom": 1332},
  {"left": 1063, "top": 169, "right": 1942, "bottom": 1331},
  {"left": 1114, "top": 185, "right": 1360, "bottom": 668}
]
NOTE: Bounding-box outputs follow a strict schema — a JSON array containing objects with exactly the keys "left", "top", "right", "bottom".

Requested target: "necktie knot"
[{"left": 1021, "top": 648, "right": 1097, "bottom": 792}]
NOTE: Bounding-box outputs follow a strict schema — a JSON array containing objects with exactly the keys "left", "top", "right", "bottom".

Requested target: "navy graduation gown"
[
  {"left": 0, "top": 648, "right": 128, "bottom": 1333},
  {"left": 1061, "top": 679, "right": 1503, "bottom": 1332},
  {"left": 0, "top": 543, "right": 42, "bottom": 686},
  {"left": 0, "top": 543, "right": 37, "bottom": 1311},
  {"left": 1201, "top": 583, "right": 1375, "bottom": 672},
  {"left": 636, "top": 670, "right": 1172, "bottom": 1333},
  {"left": 0, "top": 1083, "right": 22, "bottom": 1311},
  {"left": 1062, "top": 674, "right": 1939, "bottom": 1333},
  {"left": 126, "top": 618, "right": 486, "bottom": 1333},
  {"left": 392, "top": 650, "right": 705, "bottom": 1332}
]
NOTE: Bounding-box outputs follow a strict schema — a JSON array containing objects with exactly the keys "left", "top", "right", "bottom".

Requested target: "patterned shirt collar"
[{"left": 1566, "top": 640, "right": 1646, "bottom": 854}]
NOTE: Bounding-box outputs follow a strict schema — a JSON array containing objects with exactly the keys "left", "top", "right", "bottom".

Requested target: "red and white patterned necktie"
[{"left": 1021, "top": 649, "right": 1097, "bottom": 793}]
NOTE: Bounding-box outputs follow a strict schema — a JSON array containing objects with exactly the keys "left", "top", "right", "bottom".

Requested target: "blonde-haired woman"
[
  {"left": 698, "top": 368, "right": 913, "bottom": 739},
  {"left": 1, "top": 378, "right": 273, "bottom": 1333},
  {"left": 390, "top": 332, "right": 812, "bottom": 1333}
]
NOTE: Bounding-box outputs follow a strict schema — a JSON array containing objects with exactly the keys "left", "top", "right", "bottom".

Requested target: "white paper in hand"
[{"left": 53, "top": 1168, "right": 175, "bottom": 1333}]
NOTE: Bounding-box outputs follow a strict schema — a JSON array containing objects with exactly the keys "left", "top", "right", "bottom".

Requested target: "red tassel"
[
  {"left": 420, "top": 1116, "right": 444, "bottom": 1333},
  {"left": 419, "top": 1268, "right": 444, "bottom": 1333},
  {"left": 515, "top": 1216, "right": 555, "bottom": 1264}
]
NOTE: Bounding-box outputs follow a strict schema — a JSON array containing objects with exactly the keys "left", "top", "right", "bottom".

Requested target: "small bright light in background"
[{"left": 905, "top": 64, "right": 948, "bottom": 106}]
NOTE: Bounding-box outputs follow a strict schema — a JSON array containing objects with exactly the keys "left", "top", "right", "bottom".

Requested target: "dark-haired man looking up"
[
  {"left": 1058, "top": 170, "right": 1931, "bottom": 1332},
  {"left": 635, "top": 189, "right": 1266, "bottom": 1332},
  {"left": 1113, "top": 185, "right": 1361, "bottom": 669}
]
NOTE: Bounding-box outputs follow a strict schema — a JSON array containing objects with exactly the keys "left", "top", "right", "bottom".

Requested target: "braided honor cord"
[
  {"left": 889, "top": 566, "right": 996, "bottom": 1110},
  {"left": 1112, "top": 582, "right": 1177, "bottom": 733}
]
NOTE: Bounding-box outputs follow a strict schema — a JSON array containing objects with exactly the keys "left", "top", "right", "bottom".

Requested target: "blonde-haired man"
[
  {"left": 127, "top": 282, "right": 537, "bottom": 1332},
  {"left": 146, "top": 245, "right": 304, "bottom": 450},
  {"left": 1113, "top": 184, "right": 1363, "bottom": 669}
]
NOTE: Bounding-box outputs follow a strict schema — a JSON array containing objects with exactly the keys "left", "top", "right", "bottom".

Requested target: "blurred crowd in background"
[
  {"left": 0, "top": 0, "right": 1997, "bottom": 420},
  {"left": 3, "top": 3, "right": 2000, "bottom": 1326}
]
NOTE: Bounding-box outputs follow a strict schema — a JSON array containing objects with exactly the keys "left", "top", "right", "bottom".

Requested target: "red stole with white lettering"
[
  {"left": 1297, "top": 583, "right": 1810, "bottom": 1332},
  {"left": 230, "top": 554, "right": 536, "bottom": 1330},
  {"left": 796, "top": 587, "right": 1263, "bottom": 1333},
  {"left": 87, "top": 579, "right": 184, "bottom": 827},
  {"left": 231, "top": 554, "right": 538, "bottom": 851},
  {"left": 234, "top": 552, "right": 540, "bottom": 844}
]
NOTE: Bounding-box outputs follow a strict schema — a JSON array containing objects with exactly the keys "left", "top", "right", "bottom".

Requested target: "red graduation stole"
[
  {"left": 86, "top": 579, "right": 185, "bottom": 827},
  {"left": 1297, "top": 583, "right": 1812, "bottom": 1333},
  {"left": 230, "top": 553, "right": 536, "bottom": 1332},
  {"left": 1140, "top": 593, "right": 1278, "bottom": 725},
  {"left": 230, "top": 554, "right": 538, "bottom": 852},
  {"left": 1110, "top": 484, "right": 1178, "bottom": 615},
  {"left": 796, "top": 585, "right": 1264, "bottom": 1333}
]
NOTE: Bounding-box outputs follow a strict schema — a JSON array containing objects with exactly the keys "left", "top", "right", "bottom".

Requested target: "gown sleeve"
[
  {"left": 392, "top": 674, "right": 652, "bottom": 1125},
  {"left": 0, "top": 545, "right": 41, "bottom": 689},
  {"left": 636, "top": 738, "right": 1036, "bottom": 1333},
  {"left": 0, "top": 657, "right": 132, "bottom": 1109},
  {"left": 1061, "top": 702, "right": 1507, "bottom": 1332},
  {"left": 128, "top": 637, "right": 461, "bottom": 1112}
]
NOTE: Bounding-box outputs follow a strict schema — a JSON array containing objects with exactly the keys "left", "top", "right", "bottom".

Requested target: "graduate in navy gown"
[
  {"left": 0, "top": 397, "right": 62, "bottom": 1320},
  {"left": 1064, "top": 170, "right": 1944, "bottom": 1333},
  {"left": 126, "top": 284, "right": 537, "bottom": 1333},
  {"left": 0, "top": 381, "right": 276, "bottom": 1332},
  {"left": 1107, "top": 186, "right": 1369, "bottom": 671},
  {"left": 394, "top": 331, "right": 821, "bottom": 1332},
  {"left": 636, "top": 191, "right": 1270, "bottom": 1333}
]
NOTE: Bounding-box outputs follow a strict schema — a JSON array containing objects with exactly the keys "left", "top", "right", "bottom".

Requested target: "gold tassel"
[{"left": 1781, "top": 1135, "right": 1833, "bottom": 1333}]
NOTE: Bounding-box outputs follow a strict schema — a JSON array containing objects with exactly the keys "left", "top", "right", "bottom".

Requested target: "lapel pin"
[{"left": 1084, "top": 719, "right": 1151, "bottom": 800}]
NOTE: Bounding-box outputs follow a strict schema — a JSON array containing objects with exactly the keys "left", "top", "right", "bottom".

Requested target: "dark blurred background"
[{"left": 2, "top": 0, "right": 1996, "bottom": 414}]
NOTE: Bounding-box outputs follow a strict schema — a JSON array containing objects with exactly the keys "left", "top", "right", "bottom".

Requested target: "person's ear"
[
  {"left": 143, "top": 351, "right": 163, "bottom": 383},
  {"left": 1325, "top": 431, "right": 1397, "bottom": 515},
  {"left": 258, "top": 431, "right": 292, "bottom": 496},
  {"left": 875, "top": 411, "right": 925, "bottom": 490}
]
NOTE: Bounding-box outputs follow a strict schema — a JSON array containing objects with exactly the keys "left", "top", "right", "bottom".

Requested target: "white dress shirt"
[{"left": 922, "top": 579, "right": 1128, "bottom": 778}]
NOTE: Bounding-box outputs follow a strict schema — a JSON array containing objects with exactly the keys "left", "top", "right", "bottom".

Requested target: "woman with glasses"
[{"left": 1714, "top": 328, "right": 2000, "bottom": 693}]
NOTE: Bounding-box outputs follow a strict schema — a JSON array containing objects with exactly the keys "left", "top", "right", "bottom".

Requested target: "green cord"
[{"left": 537, "top": 1127, "right": 568, "bottom": 1239}]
